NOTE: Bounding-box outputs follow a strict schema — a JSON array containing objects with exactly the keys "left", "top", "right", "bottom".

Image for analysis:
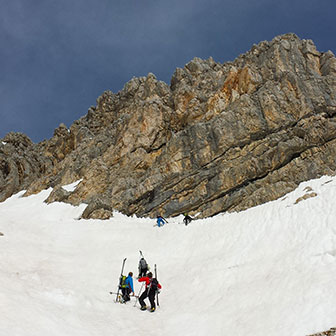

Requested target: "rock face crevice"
[{"left": 1, "top": 33, "right": 336, "bottom": 219}]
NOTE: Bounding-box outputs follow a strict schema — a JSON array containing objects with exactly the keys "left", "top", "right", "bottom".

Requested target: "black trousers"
[
  {"left": 138, "top": 267, "right": 148, "bottom": 277},
  {"left": 139, "top": 288, "right": 156, "bottom": 309},
  {"left": 121, "top": 287, "right": 131, "bottom": 302}
]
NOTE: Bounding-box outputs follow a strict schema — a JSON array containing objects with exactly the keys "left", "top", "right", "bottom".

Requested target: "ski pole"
[
  {"left": 110, "top": 292, "right": 138, "bottom": 299},
  {"left": 134, "top": 282, "right": 144, "bottom": 307}
]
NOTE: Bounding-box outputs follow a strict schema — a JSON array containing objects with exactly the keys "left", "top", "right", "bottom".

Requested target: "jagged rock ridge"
[{"left": 1, "top": 33, "right": 336, "bottom": 219}]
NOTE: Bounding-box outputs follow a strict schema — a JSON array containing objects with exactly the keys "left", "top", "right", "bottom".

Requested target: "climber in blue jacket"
[
  {"left": 122, "top": 272, "right": 134, "bottom": 302},
  {"left": 156, "top": 215, "right": 168, "bottom": 227}
]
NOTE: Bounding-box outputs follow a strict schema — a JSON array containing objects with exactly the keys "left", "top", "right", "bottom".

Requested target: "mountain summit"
[{"left": 1, "top": 33, "right": 336, "bottom": 219}]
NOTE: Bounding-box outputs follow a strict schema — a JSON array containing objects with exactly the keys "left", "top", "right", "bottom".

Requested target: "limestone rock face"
[
  {"left": 0, "top": 132, "right": 47, "bottom": 202},
  {"left": 1, "top": 34, "right": 336, "bottom": 219}
]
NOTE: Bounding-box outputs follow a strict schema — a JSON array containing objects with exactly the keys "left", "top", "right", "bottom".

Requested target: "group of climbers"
[
  {"left": 156, "top": 213, "right": 193, "bottom": 227},
  {"left": 119, "top": 255, "right": 161, "bottom": 312},
  {"left": 116, "top": 212, "right": 194, "bottom": 312}
]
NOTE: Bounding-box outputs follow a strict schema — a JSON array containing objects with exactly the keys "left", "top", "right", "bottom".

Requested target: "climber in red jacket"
[{"left": 138, "top": 272, "right": 162, "bottom": 312}]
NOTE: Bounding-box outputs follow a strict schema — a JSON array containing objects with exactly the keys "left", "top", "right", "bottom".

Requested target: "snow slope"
[{"left": 1, "top": 176, "right": 336, "bottom": 336}]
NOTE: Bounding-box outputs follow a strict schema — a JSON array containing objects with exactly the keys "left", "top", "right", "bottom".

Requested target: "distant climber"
[
  {"left": 156, "top": 215, "right": 167, "bottom": 227},
  {"left": 138, "top": 272, "right": 162, "bottom": 312},
  {"left": 183, "top": 213, "right": 193, "bottom": 226},
  {"left": 121, "top": 272, "right": 134, "bottom": 303}
]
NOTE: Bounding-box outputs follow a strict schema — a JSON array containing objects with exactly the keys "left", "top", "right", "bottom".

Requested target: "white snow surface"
[
  {"left": 62, "top": 179, "right": 83, "bottom": 192},
  {"left": 1, "top": 176, "right": 336, "bottom": 336}
]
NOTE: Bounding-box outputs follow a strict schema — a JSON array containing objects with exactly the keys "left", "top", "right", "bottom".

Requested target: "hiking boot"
[
  {"left": 140, "top": 305, "right": 147, "bottom": 311},
  {"left": 150, "top": 307, "right": 156, "bottom": 312}
]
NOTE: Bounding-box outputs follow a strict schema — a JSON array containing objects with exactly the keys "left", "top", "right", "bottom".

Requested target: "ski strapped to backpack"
[
  {"left": 154, "top": 264, "right": 159, "bottom": 307},
  {"left": 138, "top": 250, "right": 149, "bottom": 276},
  {"left": 149, "top": 278, "right": 159, "bottom": 291},
  {"left": 115, "top": 258, "right": 127, "bottom": 303}
]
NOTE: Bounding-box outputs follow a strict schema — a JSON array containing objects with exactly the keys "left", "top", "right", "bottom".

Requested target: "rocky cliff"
[{"left": 1, "top": 33, "right": 336, "bottom": 219}]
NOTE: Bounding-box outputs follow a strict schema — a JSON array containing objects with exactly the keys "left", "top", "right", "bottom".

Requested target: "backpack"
[
  {"left": 150, "top": 278, "right": 159, "bottom": 291},
  {"left": 139, "top": 258, "right": 147, "bottom": 269},
  {"left": 119, "top": 275, "right": 127, "bottom": 289}
]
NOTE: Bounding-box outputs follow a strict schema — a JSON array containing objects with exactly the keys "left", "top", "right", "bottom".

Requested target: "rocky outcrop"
[
  {"left": 0, "top": 123, "right": 88, "bottom": 202},
  {"left": 1, "top": 33, "right": 336, "bottom": 219},
  {"left": 307, "top": 327, "right": 336, "bottom": 336},
  {"left": 44, "top": 186, "right": 72, "bottom": 204},
  {"left": 0, "top": 132, "right": 47, "bottom": 202},
  {"left": 81, "top": 197, "right": 113, "bottom": 220}
]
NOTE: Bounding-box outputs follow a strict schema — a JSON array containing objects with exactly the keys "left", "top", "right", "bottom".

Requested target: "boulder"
[{"left": 81, "top": 197, "right": 113, "bottom": 220}]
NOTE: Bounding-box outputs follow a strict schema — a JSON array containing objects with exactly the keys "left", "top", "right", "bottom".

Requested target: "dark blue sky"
[{"left": 1, "top": 0, "right": 335, "bottom": 142}]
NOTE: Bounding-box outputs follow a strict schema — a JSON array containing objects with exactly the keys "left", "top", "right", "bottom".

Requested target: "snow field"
[{"left": 1, "top": 176, "right": 336, "bottom": 335}]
